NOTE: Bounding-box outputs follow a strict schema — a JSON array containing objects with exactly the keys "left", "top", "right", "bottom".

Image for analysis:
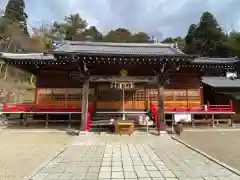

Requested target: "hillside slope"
[{"left": 0, "top": 61, "right": 35, "bottom": 103}]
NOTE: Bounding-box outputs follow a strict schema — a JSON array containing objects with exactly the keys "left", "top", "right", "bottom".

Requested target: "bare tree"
[{"left": 0, "top": 13, "right": 41, "bottom": 103}]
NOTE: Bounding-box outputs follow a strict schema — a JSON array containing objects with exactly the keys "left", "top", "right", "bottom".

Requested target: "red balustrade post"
[
  {"left": 84, "top": 104, "right": 94, "bottom": 132},
  {"left": 85, "top": 106, "right": 90, "bottom": 132},
  {"left": 25, "top": 104, "right": 29, "bottom": 112},
  {"left": 85, "top": 114, "right": 90, "bottom": 131},
  {"left": 89, "top": 104, "right": 94, "bottom": 115},
  {"left": 3, "top": 104, "right": 7, "bottom": 112},
  {"left": 47, "top": 104, "right": 51, "bottom": 112},
  {"left": 67, "top": 105, "right": 72, "bottom": 112},
  {"left": 150, "top": 103, "right": 160, "bottom": 134}
]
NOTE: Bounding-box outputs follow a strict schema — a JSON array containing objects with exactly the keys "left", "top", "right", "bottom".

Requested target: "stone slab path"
[{"left": 26, "top": 134, "right": 240, "bottom": 180}]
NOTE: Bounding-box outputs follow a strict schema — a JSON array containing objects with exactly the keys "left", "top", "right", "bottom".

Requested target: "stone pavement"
[{"left": 26, "top": 134, "right": 240, "bottom": 180}]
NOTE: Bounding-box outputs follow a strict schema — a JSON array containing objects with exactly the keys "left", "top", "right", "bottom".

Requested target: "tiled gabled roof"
[
  {"left": 193, "top": 57, "right": 239, "bottom": 64},
  {"left": 51, "top": 41, "right": 187, "bottom": 56},
  {"left": 202, "top": 76, "right": 240, "bottom": 88},
  {"left": 0, "top": 52, "right": 55, "bottom": 60}
]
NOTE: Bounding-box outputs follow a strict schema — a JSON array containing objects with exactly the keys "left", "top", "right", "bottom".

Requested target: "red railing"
[
  {"left": 149, "top": 102, "right": 234, "bottom": 131},
  {"left": 3, "top": 103, "right": 95, "bottom": 132},
  {"left": 3, "top": 104, "right": 84, "bottom": 112},
  {"left": 150, "top": 103, "right": 233, "bottom": 113},
  {"left": 207, "top": 103, "right": 233, "bottom": 112},
  {"left": 3, "top": 104, "right": 28, "bottom": 112}
]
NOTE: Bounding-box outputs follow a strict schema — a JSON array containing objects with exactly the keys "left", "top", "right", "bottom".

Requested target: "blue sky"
[{"left": 0, "top": 0, "right": 240, "bottom": 39}]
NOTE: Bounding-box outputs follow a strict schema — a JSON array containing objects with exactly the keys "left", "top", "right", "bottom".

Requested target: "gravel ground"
[
  {"left": 0, "top": 129, "right": 72, "bottom": 180},
  {"left": 179, "top": 130, "right": 240, "bottom": 171}
]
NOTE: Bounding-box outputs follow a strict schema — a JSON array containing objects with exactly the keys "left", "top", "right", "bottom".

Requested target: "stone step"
[{"left": 90, "top": 120, "right": 113, "bottom": 126}]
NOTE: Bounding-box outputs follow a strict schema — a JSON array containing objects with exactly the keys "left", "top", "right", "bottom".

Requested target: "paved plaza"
[
  {"left": 27, "top": 134, "right": 240, "bottom": 180},
  {"left": 0, "top": 129, "right": 72, "bottom": 180},
  {"left": 179, "top": 130, "right": 240, "bottom": 171}
]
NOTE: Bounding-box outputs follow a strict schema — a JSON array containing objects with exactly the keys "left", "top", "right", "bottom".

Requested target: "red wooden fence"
[{"left": 2, "top": 103, "right": 95, "bottom": 131}]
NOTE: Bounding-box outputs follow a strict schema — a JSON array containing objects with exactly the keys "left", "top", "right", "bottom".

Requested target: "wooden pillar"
[
  {"left": 157, "top": 81, "right": 166, "bottom": 135},
  {"left": 200, "top": 86, "right": 204, "bottom": 105},
  {"left": 81, "top": 80, "right": 89, "bottom": 131}
]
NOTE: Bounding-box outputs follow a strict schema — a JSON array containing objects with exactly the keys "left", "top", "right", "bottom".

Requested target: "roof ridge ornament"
[
  {"left": 174, "top": 42, "right": 178, "bottom": 49},
  {"left": 52, "top": 40, "right": 67, "bottom": 50},
  {"left": 226, "top": 71, "right": 237, "bottom": 80}
]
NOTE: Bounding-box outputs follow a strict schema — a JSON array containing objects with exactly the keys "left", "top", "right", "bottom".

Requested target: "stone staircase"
[
  {"left": 90, "top": 110, "right": 154, "bottom": 132},
  {"left": 90, "top": 111, "right": 121, "bottom": 132}
]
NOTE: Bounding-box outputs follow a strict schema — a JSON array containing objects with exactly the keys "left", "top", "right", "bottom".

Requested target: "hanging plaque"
[{"left": 111, "top": 82, "right": 134, "bottom": 89}]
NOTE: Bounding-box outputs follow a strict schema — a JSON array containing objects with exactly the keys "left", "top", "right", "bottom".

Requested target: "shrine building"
[{"left": 0, "top": 41, "right": 239, "bottom": 131}]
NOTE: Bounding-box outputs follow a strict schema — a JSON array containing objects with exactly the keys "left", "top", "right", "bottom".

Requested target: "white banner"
[{"left": 174, "top": 113, "right": 191, "bottom": 123}]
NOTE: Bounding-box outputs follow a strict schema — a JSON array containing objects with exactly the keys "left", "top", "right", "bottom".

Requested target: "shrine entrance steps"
[{"left": 90, "top": 109, "right": 149, "bottom": 132}]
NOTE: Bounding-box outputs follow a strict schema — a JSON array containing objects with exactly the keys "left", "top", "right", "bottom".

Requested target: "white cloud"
[{"left": 1, "top": 0, "right": 240, "bottom": 39}]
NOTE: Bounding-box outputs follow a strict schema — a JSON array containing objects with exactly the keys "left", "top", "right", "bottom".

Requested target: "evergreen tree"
[
  {"left": 185, "top": 24, "right": 197, "bottom": 54},
  {"left": 4, "top": 0, "right": 29, "bottom": 35},
  {"left": 229, "top": 31, "right": 240, "bottom": 56},
  {"left": 52, "top": 13, "right": 87, "bottom": 41},
  {"left": 130, "top": 32, "right": 149, "bottom": 43},
  {"left": 83, "top": 26, "right": 103, "bottom": 41},
  {"left": 0, "top": 10, "right": 5, "bottom": 41},
  {"left": 195, "top": 11, "right": 226, "bottom": 56},
  {"left": 184, "top": 11, "right": 232, "bottom": 57},
  {"left": 104, "top": 28, "right": 132, "bottom": 43}
]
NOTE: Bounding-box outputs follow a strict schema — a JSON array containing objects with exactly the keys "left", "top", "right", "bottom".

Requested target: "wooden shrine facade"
[{"left": 35, "top": 72, "right": 203, "bottom": 111}]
